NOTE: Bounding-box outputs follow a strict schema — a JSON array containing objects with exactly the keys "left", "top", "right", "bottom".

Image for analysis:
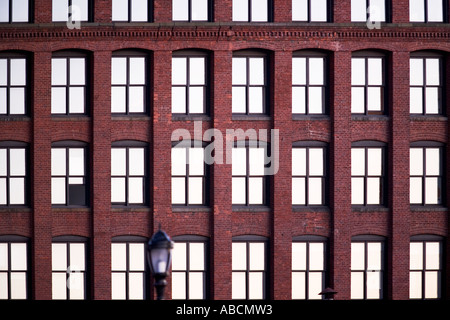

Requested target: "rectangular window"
[
  {"left": 0, "top": 57, "right": 27, "bottom": 115},
  {"left": 172, "top": 239, "right": 207, "bottom": 299},
  {"left": 173, "top": 0, "right": 209, "bottom": 21},
  {"left": 232, "top": 240, "right": 267, "bottom": 300},
  {"left": 351, "top": 239, "right": 384, "bottom": 299},
  {"left": 292, "top": 240, "right": 326, "bottom": 300},
  {"left": 0, "top": 240, "right": 28, "bottom": 300},
  {"left": 292, "top": 55, "right": 326, "bottom": 115},
  {"left": 0, "top": 0, "right": 29, "bottom": 23},
  {"left": 172, "top": 55, "right": 207, "bottom": 115},
  {"left": 410, "top": 57, "right": 442, "bottom": 115},
  {"left": 232, "top": 0, "right": 269, "bottom": 22},
  {"left": 292, "top": 0, "right": 328, "bottom": 22},
  {"left": 351, "top": 0, "right": 386, "bottom": 22},
  {"left": 111, "top": 146, "right": 147, "bottom": 206},
  {"left": 410, "top": 0, "right": 444, "bottom": 22},
  {"left": 52, "top": 0, "right": 90, "bottom": 22},
  {"left": 112, "top": 0, "right": 149, "bottom": 22},
  {"left": 351, "top": 146, "right": 385, "bottom": 205},
  {"left": 111, "top": 55, "right": 148, "bottom": 115},
  {"left": 410, "top": 239, "right": 442, "bottom": 299},
  {"left": 51, "top": 57, "right": 87, "bottom": 115},
  {"left": 51, "top": 146, "right": 88, "bottom": 206},
  {"left": 172, "top": 144, "right": 208, "bottom": 206},
  {"left": 410, "top": 146, "right": 442, "bottom": 205},
  {"left": 292, "top": 146, "right": 326, "bottom": 206},
  {"left": 111, "top": 241, "right": 146, "bottom": 300},
  {"left": 232, "top": 143, "right": 268, "bottom": 206},
  {"left": 351, "top": 56, "right": 385, "bottom": 115},
  {"left": 0, "top": 146, "right": 27, "bottom": 206},
  {"left": 52, "top": 241, "right": 87, "bottom": 300},
  {"left": 232, "top": 55, "right": 267, "bottom": 115}
]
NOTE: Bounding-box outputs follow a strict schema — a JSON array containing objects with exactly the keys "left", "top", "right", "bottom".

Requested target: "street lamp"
[{"left": 147, "top": 228, "right": 174, "bottom": 300}]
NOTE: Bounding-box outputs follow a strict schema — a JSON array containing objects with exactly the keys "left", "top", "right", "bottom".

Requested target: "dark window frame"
[
  {"left": 171, "top": 140, "right": 210, "bottom": 208},
  {"left": 351, "top": 235, "right": 386, "bottom": 300},
  {"left": 111, "top": 141, "right": 149, "bottom": 207},
  {"left": 111, "top": 235, "right": 150, "bottom": 300},
  {"left": 111, "top": 51, "right": 150, "bottom": 116},
  {"left": 291, "top": 235, "right": 328, "bottom": 300},
  {"left": 0, "top": 235, "right": 30, "bottom": 300},
  {"left": 51, "top": 51, "right": 90, "bottom": 116},
  {"left": 292, "top": 51, "right": 329, "bottom": 116},
  {"left": 0, "top": 0, "right": 32, "bottom": 23},
  {"left": 232, "top": 235, "right": 269, "bottom": 300},
  {"left": 0, "top": 141, "right": 28, "bottom": 207},
  {"left": 172, "top": 50, "right": 210, "bottom": 116},
  {"left": 51, "top": 236, "right": 89, "bottom": 300},
  {"left": 351, "top": 52, "right": 387, "bottom": 116},
  {"left": 409, "top": 141, "right": 444, "bottom": 206},
  {"left": 351, "top": 141, "right": 387, "bottom": 207},
  {"left": 171, "top": 235, "right": 209, "bottom": 300},
  {"left": 51, "top": 141, "right": 89, "bottom": 208},
  {"left": 292, "top": 141, "right": 328, "bottom": 207}
]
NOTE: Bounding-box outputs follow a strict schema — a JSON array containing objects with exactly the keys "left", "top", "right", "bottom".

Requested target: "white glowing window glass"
[
  {"left": 410, "top": 147, "right": 442, "bottom": 205},
  {"left": 173, "top": 0, "right": 209, "bottom": 21},
  {"left": 292, "top": 0, "right": 328, "bottom": 22},
  {"left": 0, "top": 58, "right": 27, "bottom": 115},
  {"left": 112, "top": 0, "right": 148, "bottom": 22},
  {"left": 0, "top": 147, "right": 26, "bottom": 206},
  {"left": 0, "top": 0, "right": 29, "bottom": 22},
  {"left": 233, "top": 0, "right": 269, "bottom": 21},
  {"left": 0, "top": 241, "right": 28, "bottom": 299},
  {"left": 351, "top": 0, "right": 386, "bottom": 22},
  {"left": 410, "top": 0, "right": 444, "bottom": 22},
  {"left": 52, "top": 0, "right": 89, "bottom": 22},
  {"left": 410, "top": 57, "right": 442, "bottom": 115}
]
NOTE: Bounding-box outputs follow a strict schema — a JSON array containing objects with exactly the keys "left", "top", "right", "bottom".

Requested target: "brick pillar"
[
  {"left": 272, "top": 0, "right": 291, "bottom": 22},
  {"left": 214, "top": 0, "right": 232, "bottom": 22},
  {"left": 154, "top": 0, "right": 173, "bottom": 22},
  {"left": 330, "top": 50, "right": 352, "bottom": 300},
  {"left": 211, "top": 50, "right": 233, "bottom": 299},
  {"left": 33, "top": 0, "right": 52, "bottom": 23},
  {"left": 446, "top": 50, "right": 450, "bottom": 300},
  {"left": 391, "top": 0, "right": 411, "bottom": 23},
  {"left": 333, "top": 0, "right": 351, "bottom": 23},
  {"left": 93, "top": 0, "right": 112, "bottom": 22},
  {"left": 271, "top": 50, "right": 292, "bottom": 299},
  {"left": 32, "top": 51, "right": 52, "bottom": 300},
  {"left": 152, "top": 50, "right": 173, "bottom": 299}
]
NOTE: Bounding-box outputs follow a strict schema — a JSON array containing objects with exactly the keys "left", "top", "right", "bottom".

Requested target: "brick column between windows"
[
  {"left": 271, "top": 50, "right": 292, "bottom": 299},
  {"left": 391, "top": 0, "right": 411, "bottom": 23},
  {"left": 32, "top": 51, "right": 52, "bottom": 300},
  {"left": 33, "top": 0, "right": 52, "bottom": 23},
  {"left": 154, "top": 0, "right": 173, "bottom": 22},
  {"left": 333, "top": 0, "right": 351, "bottom": 23},
  {"left": 210, "top": 50, "right": 233, "bottom": 299},
  {"left": 91, "top": 50, "right": 112, "bottom": 300},
  {"left": 214, "top": 0, "right": 232, "bottom": 22},
  {"left": 94, "top": 0, "right": 113, "bottom": 22},
  {"left": 330, "top": 50, "right": 352, "bottom": 300},
  {"left": 272, "top": 0, "right": 291, "bottom": 22}
]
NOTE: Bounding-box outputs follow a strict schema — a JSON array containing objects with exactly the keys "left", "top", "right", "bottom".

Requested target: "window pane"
[
  {"left": 292, "top": 87, "right": 306, "bottom": 114},
  {"left": 232, "top": 87, "right": 246, "bottom": 113},
  {"left": 410, "top": 177, "right": 423, "bottom": 204},
  {"left": 189, "top": 272, "right": 204, "bottom": 299},
  {"left": 189, "top": 58, "right": 206, "bottom": 85},
  {"left": 366, "top": 271, "right": 381, "bottom": 299},
  {"left": 0, "top": 88, "right": 6, "bottom": 114},
  {"left": 309, "top": 148, "right": 323, "bottom": 176},
  {"left": 70, "top": 243, "right": 85, "bottom": 271},
  {"left": 189, "top": 148, "right": 204, "bottom": 176},
  {"left": 10, "top": 272, "right": 27, "bottom": 299},
  {"left": 131, "top": 0, "right": 148, "bottom": 21},
  {"left": 369, "top": 0, "right": 385, "bottom": 21},
  {"left": 188, "top": 177, "right": 203, "bottom": 204},
  {"left": 410, "top": 59, "right": 423, "bottom": 86},
  {"left": 249, "top": 242, "right": 264, "bottom": 270},
  {"left": 69, "top": 148, "right": 84, "bottom": 176},
  {"left": 232, "top": 272, "right": 246, "bottom": 299},
  {"left": 72, "top": 0, "right": 89, "bottom": 21},
  {"left": 232, "top": 242, "right": 246, "bottom": 270},
  {"left": 367, "top": 148, "right": 382, "bottom": 176},
  {"left": 351, "top": 148, "right": 365, "bottom": 176},
  {"left": 232, "top": 0, "right": 248, "bottom": 21},
  {"left": 9, "top": 87, "right": 24, "bottom": 114},
  {"left": 52, "top": 59, "right": 67, "bottom": 86},
  {"left": 172, "top": 242, "right": 187, "bottom": 270},
  {"left": 128, "top": 85, "right": 144, "bottom": 112},
  {"left": 172, "top": 177, "right": 186, "bottom": 204},
  {"left": 192, "top": 0, "right": 208, "bottom": 20},
  {"left": 128, "top": 273, "right": 143, "bottom": 299},
  {"left": 129, "top": 58, "right": 145, "bottom": 85},
  {"left": 9, "top": 148, "right": 25, "bottom": 176},
  {"left": 10, "top": 243, "right": 27, "bottom": 270},
  {"left": 351, "top": 87, "right": 365, "bottom": 113},
  {"left": 292, "top": 0, "right": 308, "bottom": 21},
  {"left": 309, "top": 243, "right": 324, "bottom": 270},
  {"left": 111, "top": 273, "right": 126, "bottom": 299},
  {"left": 248, "top": 177, "right": 263, "bottom": 204},
  {"left": 111, "top": 243, "right": 126, "bottom": 271},
  {"left": 173, "top": 0, "right": 189, "bottom": 20},
  {"left": 409, "top": 271, "right": 422, "bottom": 298},
  {"left": 249, "top": 58, "right": 264, "bottom": 85},
  {"left": 129, "top": 148, "right": 145, "bottom": 176},
  {"left": 425, "top": 59, "right": 440, "bottom": 85},
  {"left": 292, "top": 57, "right": 306, "bottom": 85},
  {"left": 292, "top": 177, "right": 306, "bottom": 205},
  {"left": 68, "top": 272, "right": 84, "bottom": 299},
  {"left": 128, "top": 177, "right": 144, "bottom": 203},
  {"left": 425, "top": 271, "right": 438, "bottom": 298},
  {"left": 189, "top": 87, "right": 205, "bottom": 113},
  {"left": 0, "top": 179, "right": 6, "bottom": 204},
  {"left": 0, "top": 243, "right": 6, "bottom": 270},
  {"left": 0, "top": 0, "right": 9, "bottom": 22},
  {"left": 111, "top": 87, "right": 126, "bottom": 113},
  {"left": 351, "top": 272, "right": 364, "bottom": 299},
  {"left": 53, "top": 0, "right": 69, "bottom": 21},
  {"left": 52, "top": 273, "right": 67, "bottom": 299},
  {"left": 112, "top": 0, "right": 128, "bottom": 21},
  {"left": 351, "top": 242, "right": 365, "bottom": 270},
  {"left": 249, "top": 147, "right": 265, "bottom": 176},
  {"left": 190, "top": 243, "right": 205, "bottom": 270},
  {"left": 351, "top": 0, "right": 367, "bottom": 22},
  {"left": 51, "top": 87, "right": 66, "bottom": 114},
  {"left": 425, "top": 177, "right": 439, "bottom": 204},
  {"left": 308, "top": 87, "right": 323, "bottom": 114},
  {"left": 425, "top": 148, "right": 440, "bottom": 175},
  {"left": 427, "top": 0, "right": 443, "bottom": 22},
  {"left": 292, "top": 148, "right": 306, "bottom": 176},
  {"left": 10, "top": 59, "right": 26, "bottom": 86},
  {"left": 52, "top": 178, "right": 66, "bottom": 204},
  {"left": 232, "top": 177, "right": 246, "bottom": 204},
  {"left": 248, "top": 272, "right": 263, "bottom": 299},
  {"left": 69, "top": 87, "right": 85, "bottom": 114},
  {"left": 367, "top": 177, "right": 380, "bottom": 204},
  {"left": 352, "top": 58, "right": 366, "bottom": 85},
  {"left": 367, "top": 242, "right": 382, "bottom": 270},
  {"left": 51, "top": 149, "right": 66, "bottom": 175},
  {"left": 410, "top": 0, "right": 425, "bottom": 21},
  {"left": 425, "top": 242, "right": 440, "bottom": 270},
  {"left": 9, "top": 178, "right": 25, "bottom": 204},
  {"left": 249, "top": 87, "right": 263, "bottom": 113},
  {"left": 111, "top": 58, "right": 127, "bottom": 85},
  {"left": 292, "top": 242, "right": 306, "bottom": 270},
  {"left": 251, "top": 0, "right": 267, "bottom": 21},
  {"left": 368, "top": 58, "right": 382, "bottom": 85},
  {"left": 311, "top": 0, "right": 327, "bottom": 21},
  {"left": 172, "top": 58, "right": 187, "bottom": 85},
  {"left": 410, "top": 148, "right": 423, "bottom": 175},
  {"left": 172, "top": 272, "right": 186, "bottom": 299},
  {"left": 172, "top": 147, "right": 186, "bottom": 175},
  {"left": 410, "top": 242, "right": 423, "bottom": 269},
  {"left": 0, "top": 149, "right": 6, "bottom": 175},
  {"left": 232, "top": 148, "right": 246, "bottom": 175},
  {"left": 425, "top": 87, "right": 439, "bottom": 114},
  {"left": 309, "top": 272, "right": 323, "bottom": 299},
  {"left": 309, "top": 58, "right": 324, "bottom": 85},
  {"left": 111, "top": 177, "right": 126, "bottom": 202},
  {"left": 351, "top": 177, "right": 364, "bottom": 204},
  {"left": 111, "top": 148, "right": 126, "bottom": 176},
  {"left": 69, "top": 58, "right": 85, "bottom": 85},
  {"left": 232, "top": 58, "right": 247, "bottom": 85},
  {"left": 172, "top": 86, "right": 187, "bottom": 113},
  {"left": 129, "top": 243, "right": 145, "bottom": 271},
  {"left": 292, "top": 272, "right": 306, "bottom": 299},
  {"left": 52, "top": 243, "right": 67, "bottom": 271},
  {"left": 410, "top": 87, "right": 423, "bottom": 113},
  {"left": 308, "top": 178, "right": 322, "bottom": 205}
]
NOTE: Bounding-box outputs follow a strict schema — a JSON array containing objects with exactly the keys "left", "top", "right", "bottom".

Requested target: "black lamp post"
[{"left": 147, "top": 228, "right": 174, "bottom": 300}]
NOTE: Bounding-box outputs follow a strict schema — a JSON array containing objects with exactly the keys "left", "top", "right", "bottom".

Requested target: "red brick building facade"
[{"left": 0, "top": 0, "right": 448, "bottom": 300}]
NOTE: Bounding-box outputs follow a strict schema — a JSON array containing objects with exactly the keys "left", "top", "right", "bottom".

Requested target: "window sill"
[
  {"left": 410, "top": 205, "right": 447, "bottom": 212},
  {"left": 232, "top": 205, "right": 271, "bottom": 212},
  {"left": 112, "top": 206, "right": 151, "bottom": 212},
  {"left": 292, "top": 114, "right": 330, "bottom": 121},
  {"left": 172, "top": 206, "right": 211, "bottom": 212},
  {"left": 0, "top": 207, "right": 31, "bottom": 213},
  {"left": 232, "top": 115, "right": 271, "bottom": 121},
  {"left": 172, "top": 114, "right": 211, "bottom": 121},
  {"left": 351, "top": 115, "right": 389, "bottom": 121},
  {"left": 292, "top": 206, "right": 329, "bottom": 212},
  {"left": 111, "top": 115, "right": 151, "bottom": 121},
  {"left": 352, "top": 206, "right": 389, "bottom": 213},
  {"left": 0, "top": 116, "right": 31, "bottom": 122},
  {"left": 51, "top": 115, "right": 90, "bottom": 121},
  {"left": 410, "top": 115, "right": 447, "bottom": 122},
  {"left": 51, "top": 207, "right": 90, "bottom": 212}
]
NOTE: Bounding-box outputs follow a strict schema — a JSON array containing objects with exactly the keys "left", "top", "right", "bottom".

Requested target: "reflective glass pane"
[
  {"left": 425, "top": 242, "right": 440, "bottom": 270},
  {"left": 351, "top": 87, "right": 365, "bottom": 113},
  {"left": 352, "top": 58, "right": 366, "bottom": 85},
  {"left": 129, "top": 243, "right": 145, "bottom": 271},
  {"left": 309, "top": 58, "right": 324, "bottom": 85},
  {"left": 0, "top": 88, "right": 6, "bottom": 114},
  {"left": 51, "top": 149, "right": 66, "bottom": 175},
  {"left": 367, "top": 87, "right": 382, "bottom": 111},
  {"left": 426, "top": 58, "right": 440, "bottom": 85},
  {"left": 351, "top": 242, "right": 365, "bottom": 270},
  {"left": 172, "top": 177, "right": 186, "bottom": 204},
  {"left": 249, "top": 242, "right": 264, "bottom": 270},
  {"left": 192, "top": 0, "right": 208, "bottom": 20},
  {"left": 232, "top": 272, "right": 246, "bottom": 299},
  {"left": 292, "top": 242, "right": 306, "bottom": 270},
  {"left": 292, "top": 148, "right": 306, "bottom": 176},
  {"left": 351, "top": 0, "right": 367, "bottom": 22},
  {"left": 72, "top": 0, "right": 89, "bottom": 21},
  {"left": 111, "top": 58, "right": 127, "bottom": 85},
  {"left": 128, "top": 273, "right": 144, "bottom": 299},
  {"left": 172, "top": 58, "right": 187, "bottom": 85},
  {"left": 69, "top": 58, "right": 85, "bottom": 85},
  {"left": 309, "top": 243, "right": 324, "bottom": 270},
  {"left": 173, "top": 0, "right": 189, "bottom": 21},
  {"left": 369, "top": 0, "right": 385, "bottom": 21},
  {"left": 9, "top": 87, "right": 25, "bottom": 114},
  {"left": 292, "top": 272, "right": 306, "bottom": 299},
  {"left": 248, "top": 177, "right": 263, "bottom": 204},
  {"left": 128, "top": 177, "right": 144, "bottom": 203},
  {"left": 308, "top": 178, "right": 322, "bottom": 205},
  {"left": 410, "top": 87, "right": 423, "bottom": 113},
  {"left": 249, "top": 147, "right": 265, "bottom": 176},
  {"left": 9, "top": 178, "right": 25, "bottom": 204},
  {"left": 367, "top": 177, "right": 381, "bottom": 204},
  {"left": 10, "top": 59, "right": 26, "bottom": 86},
  {"left": 425, "top": 271, "right": 438, "bottom": 298},
  {"left": 410, "top": 177, "right": 423, "bottom": 204},
  {"left": 248, "top": 272, "right": 263, "bottom": 299},
  {"left": 232, "top": 58, "right": 247, "bottom": 85},
  {"left": 111, "top": 86, "right": 126, "bottom": 113},
  {"left": 410, "top": 0, "right": 425, "bottom": 21},
  {"left": 232, "top": 242, "right": 246, "bottom": 270},
  {"left": 52, "top": 0, "right": 69, "bottom": 21},
  {"left": 410, "top": 59, "right": 424, "bottom": 86},
  {"left": 309, "top": 87, "right": 323, "bottom": 113},
  {"left": 367, "top": 242, "right": 382, "bottom": 270},
  {"left": 425, "top": 177, "right": 439, "bottom": 204},
  {"left": 52, "top": 178, "right": 66, "bottom": 204},
  {"left": 172, "top": 147, "right": 186, "bottom": 175},
  {"left": 111, "top": 148, "right": 126, "bottom": 176},
  {"left": 366, "top": 271, "right": 381, "bottom": 299},
  {"left": 0, "top": 243, "right": 6, "bottom": 270},
  {"left": 249, "top": 58, "right": 264, "bottom": 85},
  {"left": 0, "top": 0, "right": 9, "bottom": 22},
  {"left": 52, "top": 273, "right": 67, "bottom": 299},
  {"left": 311, "top": 0, "right": 327, "bottom": 21},
  {"left": 52, "top": 59, "right": 67, "bottom": 86},
  {"left": 232, "top": 87, "right": 246, "bottom": 113},
  {"left": 309, "top": 148, "right": 323, "bottom": 176},
  {"left": 129, "top": 58, "right": 145, "bottom": 85},
  {"left": 69, "top": 148, "right": 84, "bottom": 176},
  {"left": 10, "top": 272, "right": 26, "bottom": 299},
  {"left": 292, "top": 0, "right": 308, "bottom": 21},
  {"left": 131, "top": 0, "right": 148, "bottom": 21},
  {"left": 232, "top": 147, "right": 246, "bottom": 175},
  {"left": 351, "top": 272, "right": 364, "bottom": 299},
  {"left": 172, "top": 272, "right": 186, "bottom": 299},
  {"left": 189, "top": 243, "right": 205, "bottom": 270},
  {"left": 189, "top": 273, "right": 204, "bottom": 299},
  {"left": 9, "top": 148, "right": 25, "bottom": 176},
  {"left": 0, "top": 149, "right": 6, "bottom": 175},
  {"left": 409, "top": 271, "right": 422, "bottom": 298},
  {"left": 425, "top": 87, "right": 439, "bottom": 114},
  {"left": 249, "top": 86, "right": 263, "bottom": 113},
  {"left": 292, "top": 57, "right": 306, "bottom": 85},
  {"left": 188, "top": 86, "right": 204, "bottom": 113},
  {"left": 351, "top": 177, "right": 364, "bottom": 204},
  {"left": 0, "top": 179, "right": 6, "bottom": 204},
  {"left": 111, "top": 273, "right": 126, "bottom": 299},
  {"left": 232, "top": 0, "right": 248, "bottom": 21},
  {"left": 425, "top": 148, "right": 440, "bottom": 175},
  {"left": 128, "top": 86, "right": 145, "bottom": 112},
  {"left": 410, "top": 242, "right": 423, "bottom": 269},
  {"left": 111, "top": 243, "right": 126, "bottom": 271},
  {"left": 111, "top": 177, "right": 126, "bottom": 202},
  {"left": 368, "top": 58, "right": 382, "bottom": 85},
  {"left": 69, "top": 87, "right": 85, "bottom": 114},
  {"left": 292, "top": 87, "right": 306, "bottom": 114},
  {"left": 251, "top": 0, "right": 268, "bottom": 21},
  {"left": 68, "top": 272, "right": 84, "bottom": 299},
  {"left": 427, "top": 0, "right": 443, "bottom": 22},
  {"left": 52, "top": 243, "right": 67, "bottom": 271},
  {"left": 172, "top": 242, "right": 187, "bottom": 270},
  {"left": 189, "top": 57, "right": 206, "bottom": 85},
  {"left": 232, "top": 177, "right": 246, "bottom": 204},
  {"left": 112, "top": 0, "right": 128, "bottom": 21},
  {"left": 189, "top": 148, "right": 204, "bottom": 176},
  {"left": 129, "top": 148, "right": 144, "bottom": 176},
  {"left": 172, "top": 86, "right": 187, "bottom": 113},
  {"left": 351, "top": 148, "right": 365, "bottom": 176},
  {"left": 188, "top": 177, "right": 203, "bottom": 204},
  {"left": 292, "top": 177, "right": 306, "bottom": 205},
  {"left": 367, "top": 148, "right": 382, "bottom": 176},
  {"left": 70, "top": 243, "right": 85, "bottom": 271},
  {"left": 10, "top": 243, "right": 26, "bottom": 270}
]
